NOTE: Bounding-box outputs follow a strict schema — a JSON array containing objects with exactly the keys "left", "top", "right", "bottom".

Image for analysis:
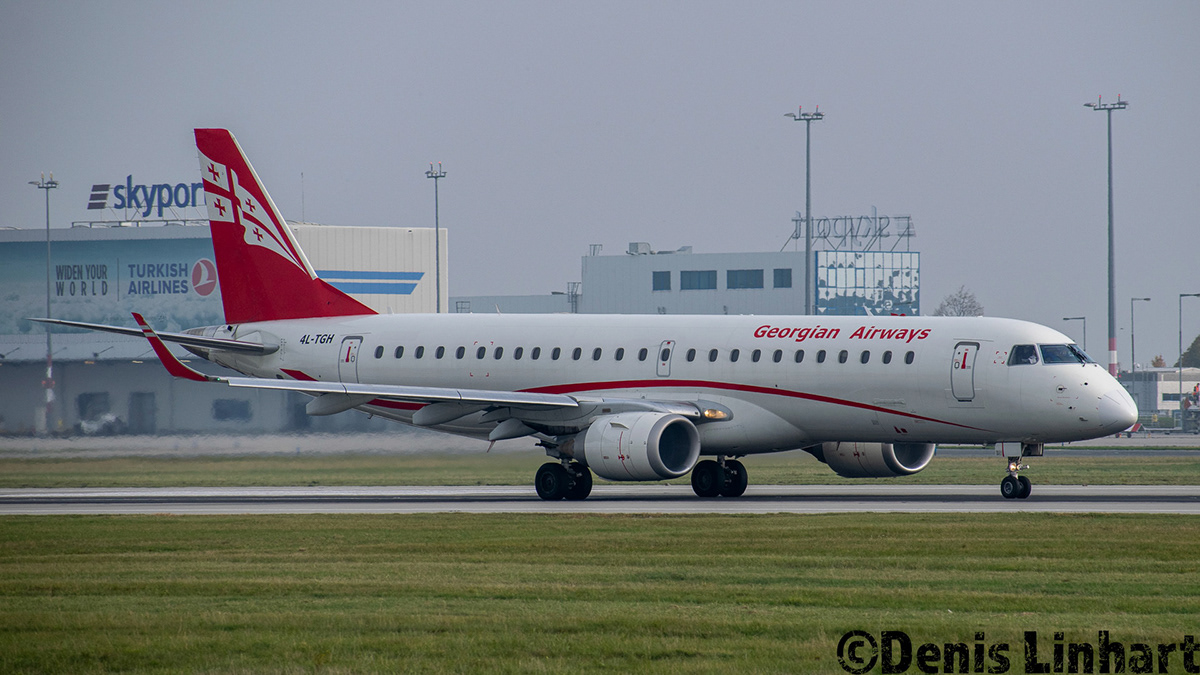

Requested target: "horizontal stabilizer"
[{"left": 29, "top": 318, "right": 276, "bottom": 354}]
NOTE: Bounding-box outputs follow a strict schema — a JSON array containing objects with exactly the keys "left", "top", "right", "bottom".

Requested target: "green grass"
[
  {"left": 2, "top": 449, "right": 1199, "bottom": 488},
  {"left": 1, "top": 513, "right": 1198, "bottom": 673}
]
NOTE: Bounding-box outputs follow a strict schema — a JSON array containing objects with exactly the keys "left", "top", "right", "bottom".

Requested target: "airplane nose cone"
[{"left": 1098, "top": 387, "right": 1138, "bottom": 433}]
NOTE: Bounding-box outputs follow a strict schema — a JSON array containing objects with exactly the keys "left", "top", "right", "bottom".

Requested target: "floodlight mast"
[
  {"left": 425, "top": 163, "right": 447, "bottom": 313},
  {"left": 1130, "top": 297, "right": 1150, "bottom": 372},
  {"left": 1084, "top": 94, "right": 1128, "bottom": 376},
  {"left": 1062, "top": 316, "right": 1087, "bottom": 352},
  {"left": 786, "top": 105, "right": 824, "bottom": 315},
  {"left": 29, "top": 173, "right": 58, "bottom": 435}
]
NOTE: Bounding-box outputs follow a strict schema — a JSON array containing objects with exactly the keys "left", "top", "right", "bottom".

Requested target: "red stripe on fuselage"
[{"left": 522, "top": 378, "right": 988, "bottom": 432}]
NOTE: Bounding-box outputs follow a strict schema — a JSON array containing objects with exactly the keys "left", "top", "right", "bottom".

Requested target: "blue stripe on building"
[
  {"left": 316, "top": 270, "right": 424, "bottom": 281},
  {"left": 325, "top": 281, "right": 418, "bottom": 295}
]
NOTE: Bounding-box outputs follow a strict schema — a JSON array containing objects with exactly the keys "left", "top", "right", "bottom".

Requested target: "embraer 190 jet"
[{"left": 38, "top": 129, "right": 1138, "bottom": 501}]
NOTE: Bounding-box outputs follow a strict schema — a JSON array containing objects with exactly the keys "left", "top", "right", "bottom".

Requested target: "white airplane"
[{"left": 38, "top": 129, "right": 1138, "bottom": 501}]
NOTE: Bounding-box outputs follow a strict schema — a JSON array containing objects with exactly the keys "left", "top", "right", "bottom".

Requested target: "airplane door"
[
  {"left": 656, "top": 340, "right": 675, "bottom": 377},
  {"left": 951, "top": 342, "right": 979, "bottom": 401},
  {"left": 338, "top": 337, "right": 363, "bottom": 383}
]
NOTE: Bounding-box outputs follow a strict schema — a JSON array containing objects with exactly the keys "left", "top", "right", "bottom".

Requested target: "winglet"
[{"left": 132, "top": 313, "right": 217, "bottom": 383}]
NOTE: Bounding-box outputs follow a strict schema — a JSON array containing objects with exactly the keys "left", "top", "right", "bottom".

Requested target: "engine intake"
[
  {"left": 811, "top": 441, "right": 936, "bottom": 478},
  {"left": 567, "top": 412, "right": 701, "bottom": 481}
]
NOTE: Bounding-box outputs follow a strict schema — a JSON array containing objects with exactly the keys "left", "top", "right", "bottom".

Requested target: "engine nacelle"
[
  {"left": 568, "top": 412, "right": 701, "bottom": 481},
  {"left": 812, "top": 441, "right": 936, "bottom": 478}
]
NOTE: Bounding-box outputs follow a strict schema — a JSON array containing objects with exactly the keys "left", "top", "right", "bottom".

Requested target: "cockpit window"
[
  {"left": 1008, "top": 344, "right": 1039, "bottom": 366},
  {"left": 1040, "top": 344, "right": 1094, "bottom": 365}
]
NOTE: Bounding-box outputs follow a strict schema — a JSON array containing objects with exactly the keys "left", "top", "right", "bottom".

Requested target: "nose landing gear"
[{"left": 997, "top": 443, "right": 1040, "bottom": 499}]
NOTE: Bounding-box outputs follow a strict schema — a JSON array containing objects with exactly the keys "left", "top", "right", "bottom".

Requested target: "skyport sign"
[{"left": 87, "top": 176, "right": 205, "bottom": 218}]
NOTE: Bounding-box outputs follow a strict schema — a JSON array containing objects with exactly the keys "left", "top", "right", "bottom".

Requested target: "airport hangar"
[{"left": 0, "top": 207, "right": 926, "bottom": 436}]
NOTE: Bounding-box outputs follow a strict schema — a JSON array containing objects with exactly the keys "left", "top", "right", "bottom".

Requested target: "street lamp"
[
  {"left": 1180, "top": 293, "right": 1200, "bottom": 427},
  {"left": 1062, "top": 316, "right": 1087, "bottom": 352},
  {"left": 29, "top": 173, "right": 58, "bottom": 435},
  {"left": 1130, "top": 297, "right": 1150, "bottom": 373},
  {"left": 1084, "top": 94, "right": 1128, "bottom": 377},
  {"left": 425, "top": 163, "right": 446, "bottom": 313},
  {"left": 786, "top": 105, "right": 824, "bottom": 315}
]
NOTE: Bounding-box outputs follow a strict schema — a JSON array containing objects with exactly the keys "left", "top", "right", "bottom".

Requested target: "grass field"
[
  {"left": 1, "top": 513, "right": 1198, "bottom": 674},
  {"left": 2, "top": 448, "right": 1199, "bottom": 488}
]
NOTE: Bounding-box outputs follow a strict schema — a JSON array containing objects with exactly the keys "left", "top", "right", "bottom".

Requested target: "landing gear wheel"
[
  {"left": 1017, "top": 475, "right": 1032, "bottom": 499},
  {"left": 720, "top": 459, "right": 748, "bottom": 498},
  {"left": 535, "top": 462, "right": 570, "bottom": 500},
  {"left": 564, "top": 464, "right": 593, "bottom": 500},
  {"left": 691, "top": 460, "right": 725, "bottom": 498},
  {"left": 1000, "top": 474, "right": 1021, "bottom": 499}
]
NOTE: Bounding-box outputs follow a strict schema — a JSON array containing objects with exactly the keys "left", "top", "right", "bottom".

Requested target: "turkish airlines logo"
[{"left": 191, "top": 258, "right": 219, "bottom": 296}]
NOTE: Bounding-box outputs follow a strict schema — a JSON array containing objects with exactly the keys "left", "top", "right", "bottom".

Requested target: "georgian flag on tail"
[{"left": 198, "top": 149, "right": 309, "bottom": 276}]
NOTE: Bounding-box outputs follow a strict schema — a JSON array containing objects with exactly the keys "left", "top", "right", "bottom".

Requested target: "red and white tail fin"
[{"left": 194, "top": 129, "right": 375, "bottom": 324}]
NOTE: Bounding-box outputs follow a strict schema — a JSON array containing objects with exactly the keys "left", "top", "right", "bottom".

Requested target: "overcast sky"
[{"left": 2, "top": 1, "right": 1197, "bottom": 368}]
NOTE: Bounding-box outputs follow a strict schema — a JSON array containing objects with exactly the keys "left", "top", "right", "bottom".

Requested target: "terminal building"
[{"left": 0, "top": 220, "right": 445, "bottom": 435}]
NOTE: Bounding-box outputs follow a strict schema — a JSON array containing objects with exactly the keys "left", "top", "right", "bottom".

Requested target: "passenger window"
[
  {"left": 905, "top": 351, "right": 915, "bottom": 365},
  {"left": 455, "top": 346, "right": 465, "bottom": 359},
  {"left": 374, "top": 346, "right": 384, "bottom": 359},
  {"left": 494, "top": 347, "right": 504, "bottom": 360},
  {"left": 860, "top": 350, "right": 870, "bottom": 364},
  {"left": 531, "top": 347, "right": 541, "bottom": 360},
  {"left": 514, "top": 347, "right": 524, "bottom": 360},
  {"left": 1008, "top": 345, "right": 1038, "bottom": 366},
  {"left": 660, "top": 348, "right": 671, "bottom": 362},
  {"left": 638, "top": 348, "right": 648, "bottom": 361},
  {"left": 592, "top": 348, "right": 602, "bottom": 361},
  {"left": 773, "top": 349, "right": 783, "bottom": 363},
  {"left": 751, "top": 349, "right": 761, "bottom": 363},
  {"left": 882, "top": 350, "right": 892, "bottom": 364},
  {"left": 476, "top": 346, "right": 486, "bottom": 359},
  {"left": 686, "top": 348, "right": 696, "bottom": 362},
  {"left": 816, "top": 350, "right": 826, "bottom": 363},
  {"left": 573, "top": 347, "right": 583, "bottom": 361},
  {"left": 552, "top": 347, "right": 562, "bottom": 360},
  {"left": 415, "top": 346, "right": 425, "bottom": 359},
  {"left": 730, "top": 349, "right": 740, "bottom": 363},
  {"left": 794, "top": 349, "right": 804, "bottom": 363},
  {"left": 615, "top": 347, "right": 624, "bottom": 361},
  {"left": 709, "top": 349, "right": 719, "bottom": 362},
  {"left": 394, "top": 346, "right": 404, "bottom": 359},
  {"left": 838, "top": 350, "right": 848, "bottom": 364},
  {"left": 435, "top": 346, "right": 445, "bottom": 359}
]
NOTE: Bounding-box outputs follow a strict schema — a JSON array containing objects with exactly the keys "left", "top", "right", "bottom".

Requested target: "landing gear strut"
[
  {"left": 998, "top": 443, "right": 1039, "bottom": 500},
  {"left": 535, "top": 461, "right": 592, "bottom": 501},
  {"left": 691, "top": 456, "right": 748, "bottom": 498}
]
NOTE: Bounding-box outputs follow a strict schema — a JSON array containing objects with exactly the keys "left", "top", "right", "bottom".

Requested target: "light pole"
[
  {"left": 1180, "top": 293, "right": 1200, "bottom": 427},
  {"left": 1084, "top": 94, "right": 1128, "bottom": 376},
  {"left": 1063, "top": 316, "right": 1087, "bottom": 352},
  {"left": 786, "top": 105, "right": 823, "bottom": 315},
  {"left": 29, "top": 173, "right": 58, "bottom": 435},
  {"left": 425, "top": 163, "right": 446, "bottom": 313},
  {"left": 1130, "top": 297, "right": 1150, "bottom": 373}
]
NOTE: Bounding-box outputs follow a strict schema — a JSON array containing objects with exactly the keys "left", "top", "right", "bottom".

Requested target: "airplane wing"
[{"left": 29, "top": 317, "right": 275, "bottom": 355}]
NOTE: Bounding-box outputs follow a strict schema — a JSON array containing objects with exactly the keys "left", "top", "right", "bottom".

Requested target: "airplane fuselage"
[{"left": 198, "top": 313, "right": 1136, "bottom": 452}]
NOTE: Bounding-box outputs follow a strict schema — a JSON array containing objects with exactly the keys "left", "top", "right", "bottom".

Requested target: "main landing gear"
[
  {"left": 535, "top": 461, "right": 592, "bottom": 501},
  {"left": 997, "top": 442, "right": 1041, "bottom": 500},
  {"left": 690, "top": 456, "right": 748, "bottom": 498}
]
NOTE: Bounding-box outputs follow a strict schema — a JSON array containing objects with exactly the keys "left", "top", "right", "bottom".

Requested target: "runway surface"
[{"left": 3, "top": 484, "right": 1200, "bottom": 515}]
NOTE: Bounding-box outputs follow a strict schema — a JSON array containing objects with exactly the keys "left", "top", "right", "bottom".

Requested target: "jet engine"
[
  {"left": 807, "top": 441, "right": 936, "bottom": 478},
  {"left": 562, "top": 412, "right": 701, "bottom": 481}
]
